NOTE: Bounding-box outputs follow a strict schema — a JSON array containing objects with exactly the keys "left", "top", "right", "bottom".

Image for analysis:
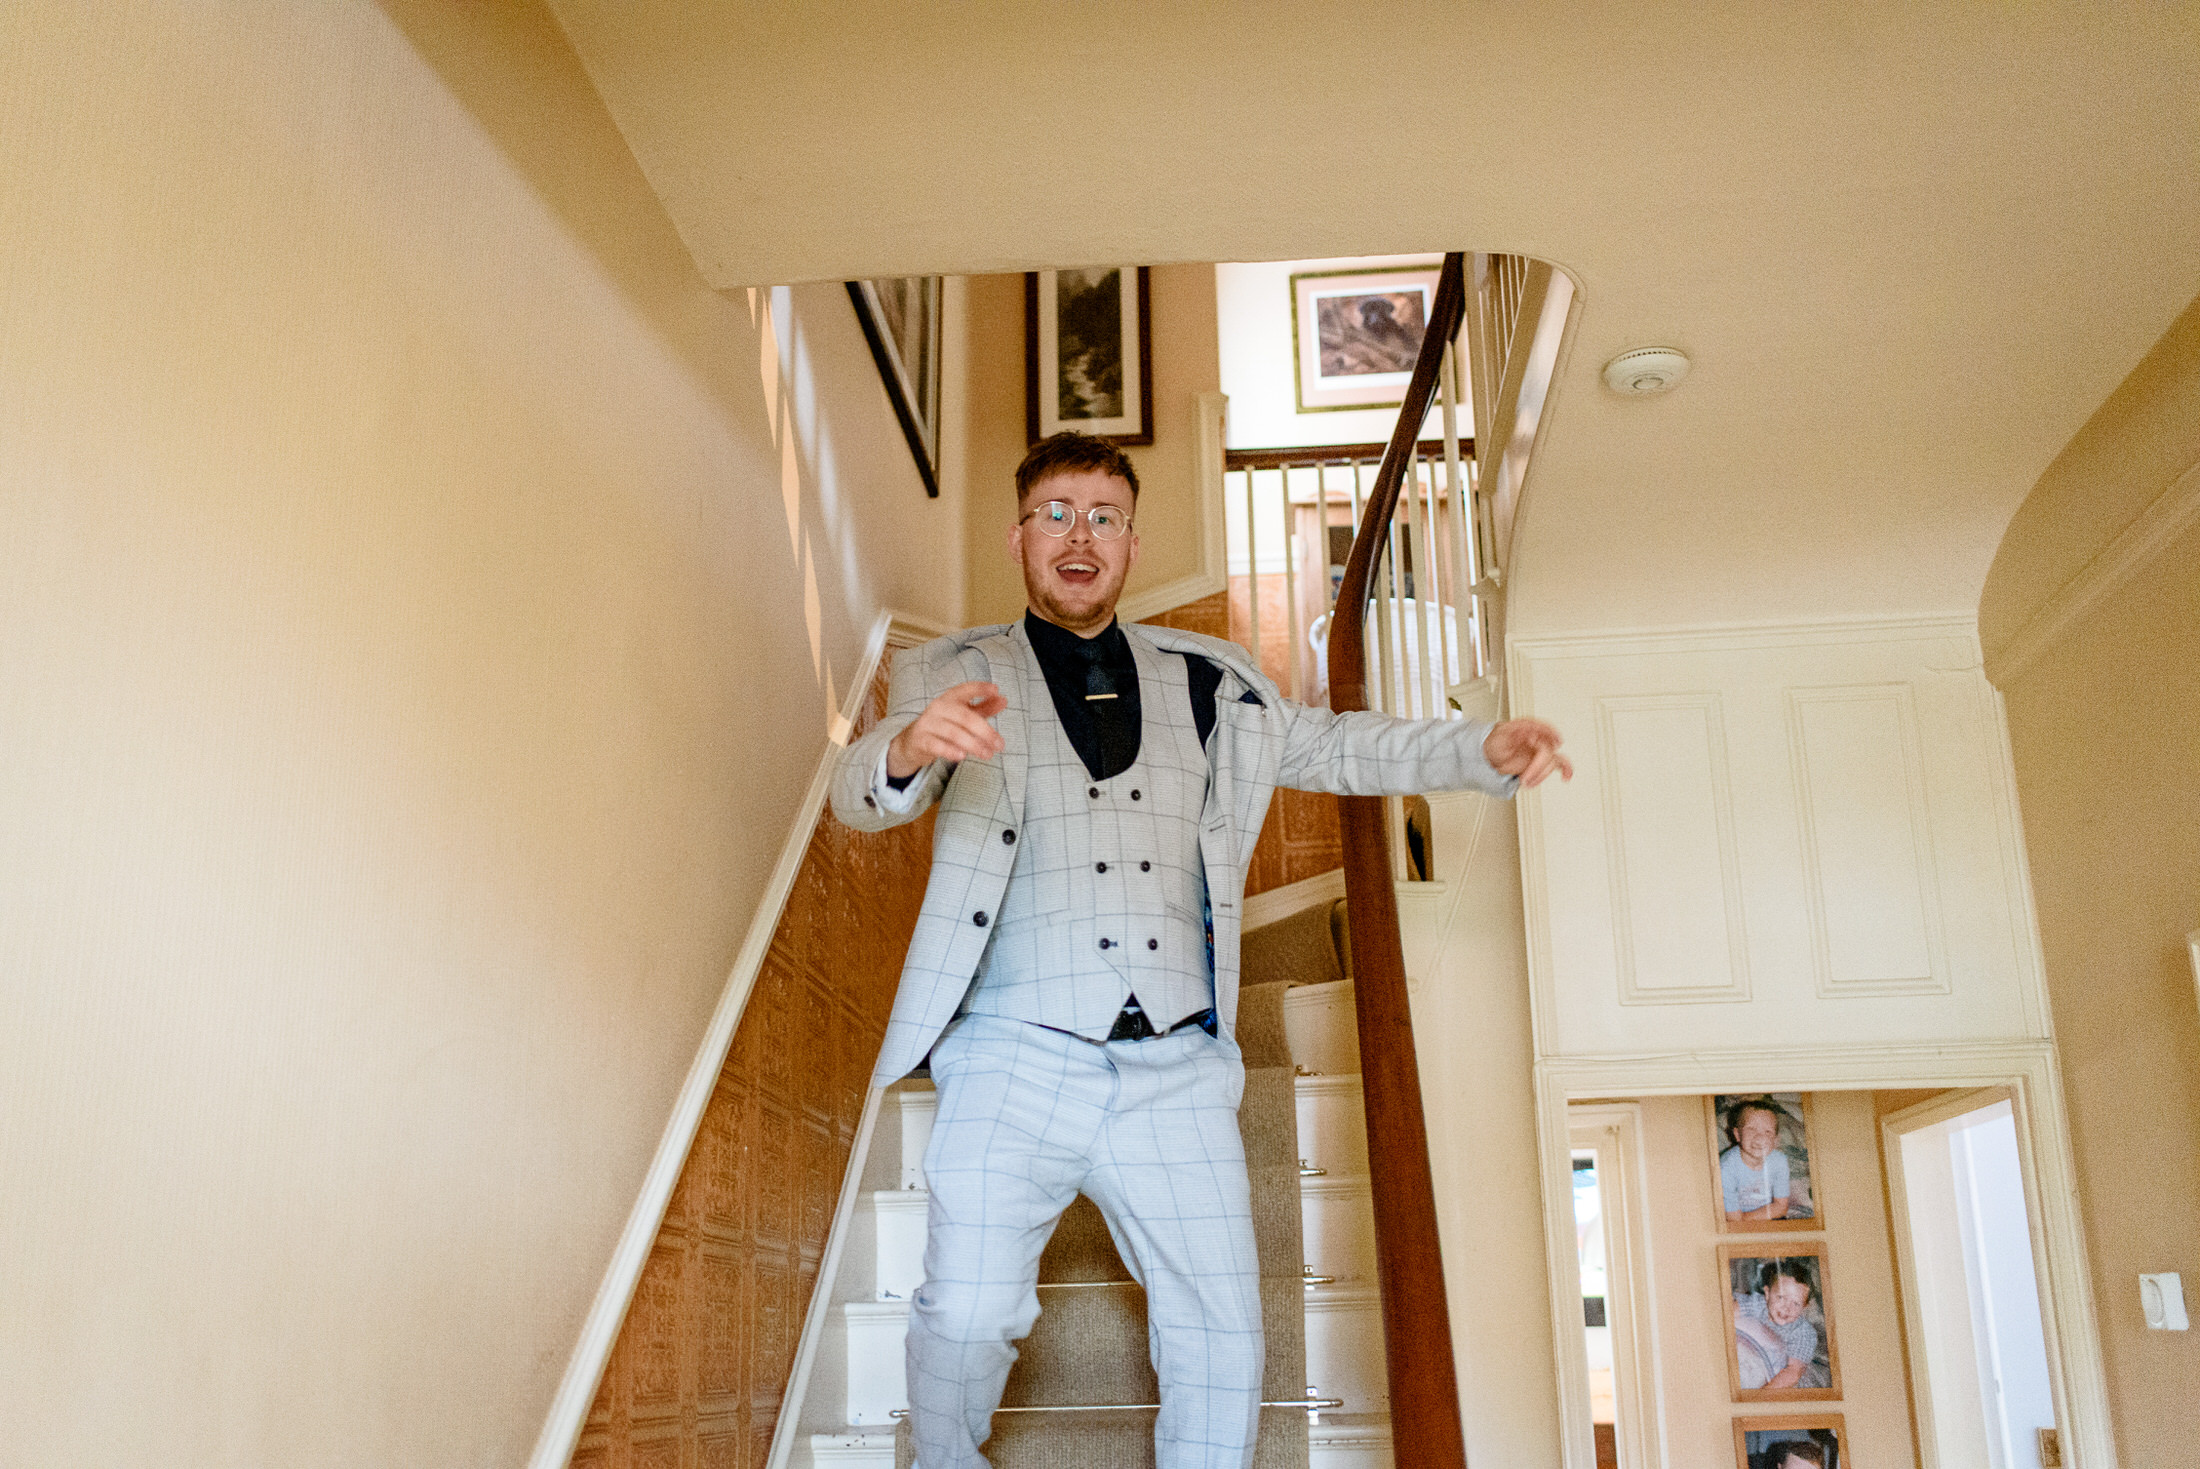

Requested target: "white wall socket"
[{"left": 2139, "top": 1272, "right": 2188, "bottom": 1330}]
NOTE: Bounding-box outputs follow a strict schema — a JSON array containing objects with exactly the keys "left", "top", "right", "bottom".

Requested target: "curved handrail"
[{"left": 1325, "top": 249, "right": 1473, "bottom": 1469}]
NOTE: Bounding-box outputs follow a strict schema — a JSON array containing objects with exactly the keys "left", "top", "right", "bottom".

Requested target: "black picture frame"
[
  {"left": 1024, "top": 266, "right": 1153, "bottom": 446},
  {"left": 847, "top": 277, "right": 943, "bottom": 498}
]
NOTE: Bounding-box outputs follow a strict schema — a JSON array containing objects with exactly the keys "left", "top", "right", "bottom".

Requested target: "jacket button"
[
  {"left": 1147, "top": 938, "right": 1158, "bottom": 950},
  {"left": 1140, "top": 861, "right": 1151, "bottom": 872},
  {"left": 973, "top": 911, "right": 988, "bottom": 927},
  {"left": 1089, "top": 786, "right": 1100, "bottom": 799},
  {"left": 1001, "top": 829, "right": 1016, "bottom": 844},
  {"left": 1095, "top": 861, "right": 1108, "bottom": 873},
  {"left": 1098, "top": 938, "right": 1112, "bottom": 950},
  {"left": 1130, "top": 789, "right": 1141, "bottom": 800},
  {"left": 864, "top": 795, "right": 876, "bottom": 808}
]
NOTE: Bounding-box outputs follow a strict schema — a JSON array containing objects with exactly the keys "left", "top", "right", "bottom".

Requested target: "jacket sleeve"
[
  {"left": 1271, "top": 699, "right": 1520, "bottom": 799},
  {"left": 830, "top": 641, "right": 956, "bottom": 832}
]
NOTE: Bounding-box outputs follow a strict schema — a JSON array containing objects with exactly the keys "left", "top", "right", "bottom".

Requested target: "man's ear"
[
  {"left": 1127, "top": 530, "right": 1140, "bottom": 571},
  {"left": 1005, "top": 518, "right": 1022, "bottom": 563}
]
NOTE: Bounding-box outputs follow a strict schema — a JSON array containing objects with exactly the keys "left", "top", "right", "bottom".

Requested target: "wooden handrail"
[{"left": 1326, "top": 250, "right": 1473, "bottom": 1469}]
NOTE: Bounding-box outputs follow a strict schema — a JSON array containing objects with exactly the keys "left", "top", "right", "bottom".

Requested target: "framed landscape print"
[
  {"left": 1722, "top": 1243, "right": 1841, "bottom": 1402},
  {"left": 1734, "top": 1415, "right": 1847, "bottom": 1469},
  {"left": 1025, "top": 266, "right": 1153, "bottom": 445},
  {"left": 848, "top": 276, "right": 944, "bottom": 497},
  {"left": 1709, "top": 1092, "right": 1821, "bottom": 1230},
  {"left": 1290, "top": 261, "right": 1442, "bottom": 412}
]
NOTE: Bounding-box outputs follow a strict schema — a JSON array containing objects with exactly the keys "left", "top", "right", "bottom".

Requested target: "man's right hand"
[{"left": 886, "top": 681, "right": 1008, "bottom": 779}]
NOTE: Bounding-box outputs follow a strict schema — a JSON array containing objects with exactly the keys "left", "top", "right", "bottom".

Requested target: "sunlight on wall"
[{"left": 0, "top": 3, "right": 955, "bottom": 1465}]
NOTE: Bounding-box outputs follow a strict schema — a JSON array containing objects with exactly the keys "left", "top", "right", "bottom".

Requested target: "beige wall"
[
  {"left": 0, "top": 3, "right": 958, "bottom": 1464},
  {"left": 1980, "top": 292, "right": 2200, "bottom": 1462},
  {"left": 1632, "top": 1093, "right": 1919, "bottom": 1469},
  {"left": 958, "top": 265, "right": 1220, "bottom": 627}
]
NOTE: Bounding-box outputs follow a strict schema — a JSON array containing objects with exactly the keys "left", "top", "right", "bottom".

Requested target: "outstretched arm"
[
  {"left": 1275, "top": 701, "right": 1571, "bottom": 798},
  {"left": 831, "top": 644, "right": 1006, "bottom": 832}
]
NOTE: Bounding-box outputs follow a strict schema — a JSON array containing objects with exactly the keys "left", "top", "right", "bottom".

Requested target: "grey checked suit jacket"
[{"left": 831, "top": 619, "right": 1518, "bottom": 1085}]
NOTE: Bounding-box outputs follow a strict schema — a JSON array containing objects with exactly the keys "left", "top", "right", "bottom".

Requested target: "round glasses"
[{"left": 1019, "top": 500, "right": 1132, "bottom": 540}]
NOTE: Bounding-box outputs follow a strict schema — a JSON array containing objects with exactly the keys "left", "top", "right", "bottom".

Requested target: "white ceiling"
[{"left": 542, "top": 1, "right": 2200, "bottom": 633}]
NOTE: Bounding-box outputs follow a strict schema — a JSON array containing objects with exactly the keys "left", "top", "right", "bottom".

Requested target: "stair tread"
[{"left": 893, "top": 1405, "right": 1309, "bottom": 1469}]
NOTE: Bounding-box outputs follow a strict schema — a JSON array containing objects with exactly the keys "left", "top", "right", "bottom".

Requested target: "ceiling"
[{"left": 541, "top": 1, "right": 2200, "bottom": 634}]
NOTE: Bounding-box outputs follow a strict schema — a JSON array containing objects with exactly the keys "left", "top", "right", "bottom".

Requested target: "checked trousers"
[{"left": 906, "top": 1013, "right": 1264, "bottom": 1469}]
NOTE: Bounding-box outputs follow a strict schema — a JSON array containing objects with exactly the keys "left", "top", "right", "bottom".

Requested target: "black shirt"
[{"left": 1023, "top": 611, "right": 1223, "bottom": 780}]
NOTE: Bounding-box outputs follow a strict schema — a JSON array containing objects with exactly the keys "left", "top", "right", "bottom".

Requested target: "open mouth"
[{"left": 1054, "top": 558, "right": 1101, "bottom": 588}]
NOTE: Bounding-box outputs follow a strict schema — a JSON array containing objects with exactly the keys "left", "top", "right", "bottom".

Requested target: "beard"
[{"left": 1022, "top": 551, "right": 1129, "bottom": 633}]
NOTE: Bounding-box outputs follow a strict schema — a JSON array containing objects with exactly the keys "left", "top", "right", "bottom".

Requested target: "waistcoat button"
[
  {"left": 1098, "top": 938, "right": 1112, "bottom": 950},
  {"left": 1130, "top": 789, "right": 1141, "bottom": 800},
  {"left": 1140, "top": 861, "right": 1151, "bottom": 872},
  {"left": 973, "top": 911, "right": 988, "bottom": 927},
  {"left": 1089, "top": 786, "right": 1100, "bottom": 799},
  {"left": 864, "top": 795, "right": 876, "bottom": 808},
  {"left": 1095, "top": 861, "right": 1107, "bottom": 873},
  {"left": 1001, "top": 828, "right": 1016, "bottom": 844},
  {"left": 1147, "top": 938, "right": 1159, "bottom": 950}
]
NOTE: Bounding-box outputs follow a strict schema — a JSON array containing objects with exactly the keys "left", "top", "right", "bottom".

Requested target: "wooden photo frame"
[
  {"left": 848, "top": 277, "right": 944, "bottom": 497},
  {"left": 1289, "top": 261, "right": 1442, "bottom": 412},
  {"left": 1709, "top": 1092, "right": 1823, "bottom": 1231},
  {"left": 1025, "top": 266, "right": 1152, "bottom": 445},
  {"left": 1733, "top": 1414, "right": 1848, "bottom": 1469},
  {"left": 1721, "top": 1243, "right": 1841, "bottom": 1401}
]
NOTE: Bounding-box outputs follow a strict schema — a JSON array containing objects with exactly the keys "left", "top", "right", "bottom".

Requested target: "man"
[{"left": 832, "top": 432, "right": 1568, "bottom": 1469}]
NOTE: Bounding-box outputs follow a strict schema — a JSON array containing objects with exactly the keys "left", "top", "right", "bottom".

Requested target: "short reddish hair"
[{"left": 1015, "top": 432, "right": 1140, "bottom": 505}]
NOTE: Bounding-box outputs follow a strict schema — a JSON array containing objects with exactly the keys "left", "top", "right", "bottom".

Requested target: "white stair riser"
[
  {"left": 871, "top": 1190, "right": 928, "bottom": 1301},
  {"left": 842, "top": 1301, "right": 910, "bottom": 1425},
  {"left": 809, "top": 1430, "right": 897, "bottom": 1466},
  {"left": 1309, "top": 1421, "right": 1396, "bottom": 1469},
  {"left": 1300, "top": 1176, "right": 1377, "bottom": 1283},
  {"left": 895, "top": 1087, "right": 936, "bottom": 1191},
  {"left": 1281, "top": 980, "right": 1361, "bottom": 1076},
  {"left": 1304, "top": 1286, "right": 1388, "bottom": 1415},
  {"left": 1295, "top": 1075, "right": 1369, "bottom": 1178}
]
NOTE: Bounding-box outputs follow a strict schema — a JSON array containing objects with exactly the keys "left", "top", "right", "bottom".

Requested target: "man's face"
[
  {"left": 1008, "top": 467, "right": 1139, "bottom": 635},
  {"left": 1734, "top": 1107, "right": 1778, "bottom": 1166},
  {"left": 1766, "top": 1276, "right": 1812, "bottom": 1326}
]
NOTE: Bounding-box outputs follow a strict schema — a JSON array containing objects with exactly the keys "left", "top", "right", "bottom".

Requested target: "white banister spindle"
[
  {"left": 1407, "top": 447, "right": 1435, "bottom": 719},
  {"left": 1418, "top": 448, "right": 1452, "bottom": 718},
  {"left": 1382, "top": 458, "right": 1405, "bottom": 716},
  {"left": 1242, "top": 466, "right": 1262, "bottom": 679},
  {"left": 1279, "top": 463, "right": 1304, "bottom": 701}
]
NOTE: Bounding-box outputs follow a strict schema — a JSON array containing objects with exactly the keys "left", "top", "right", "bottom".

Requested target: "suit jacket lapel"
[{"left": 975, "top": 625, "right": 1031, "bottom": 828}]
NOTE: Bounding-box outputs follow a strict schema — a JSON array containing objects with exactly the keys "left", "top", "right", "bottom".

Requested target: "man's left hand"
[{"left": 1483, "top": 718, "right": 1572, "bottom": 788}]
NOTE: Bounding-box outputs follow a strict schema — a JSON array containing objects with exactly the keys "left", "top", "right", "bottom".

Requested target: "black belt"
[{"left": 1107, "top": 1002, "right": 1216, "bottom": 1042}]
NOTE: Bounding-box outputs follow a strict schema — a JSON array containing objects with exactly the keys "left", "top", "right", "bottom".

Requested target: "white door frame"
[
  {"left": 1533, "top": 1039, "right": 2116, "bottom": 1469},
  {"left": 1568, "top": 1104, "right": 1666, "bottom": 1469},
  {"left": 1881, "top": 1085, "right": 2072, "bottom": 1469}
]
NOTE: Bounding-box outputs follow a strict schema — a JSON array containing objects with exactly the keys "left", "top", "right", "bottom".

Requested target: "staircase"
[{"left": 789, "top": 899, "right": 1393, "bottom": 1469}]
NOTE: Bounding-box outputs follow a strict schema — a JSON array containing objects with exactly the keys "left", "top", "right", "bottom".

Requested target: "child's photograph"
[
  {"left": 1708, "top": 1092, "right": 1820, "bottom": 1229},
  {"left": 1722, "top": 1245, "right": 1841, "bottom": 1400},
  {"left": 1733, "top": 1415, "right": 1846, "bottom": 1469}
]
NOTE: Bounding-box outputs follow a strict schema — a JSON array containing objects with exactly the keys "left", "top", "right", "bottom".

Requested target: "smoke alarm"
[{"left": 1603, "top": 347, "right": 1690, "bottom": 395}]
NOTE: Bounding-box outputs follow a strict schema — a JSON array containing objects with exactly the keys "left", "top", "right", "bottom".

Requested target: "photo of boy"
[
  {"left": 1733, "top": 1416, "right": 1845, "bottom": 1469},
  {"left": 1721, "top": 1246, "right": 1841, "bottom": 1400},
  {"left": 1710, "top": 1093, "right": 1819, "bottom": 1228}
]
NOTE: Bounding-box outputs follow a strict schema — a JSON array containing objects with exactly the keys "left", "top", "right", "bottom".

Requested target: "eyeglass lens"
[{"left": 1030, "top": 501, "right": 1129, "bottom": 539}]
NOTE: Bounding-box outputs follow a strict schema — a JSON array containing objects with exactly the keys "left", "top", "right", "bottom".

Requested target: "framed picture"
[
  {"left": 1025, "top": 266, "right": 1152, "bottom": 445},
  {"left": 1709, "top": 1093, "right": 1821, "bottom": 1230},
  {"left": 1733, "top": 1414, "right": 1847, "bottom": 1469},
  {"left": 848, "top": 276, "right": 944, "bottom": 497},
  {"left": 1289, "top": 261, "right": 1442, "bottom": 412},
  {"left": 1721, "top": 1243, "right": 1841, "bottom": 1401}
]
